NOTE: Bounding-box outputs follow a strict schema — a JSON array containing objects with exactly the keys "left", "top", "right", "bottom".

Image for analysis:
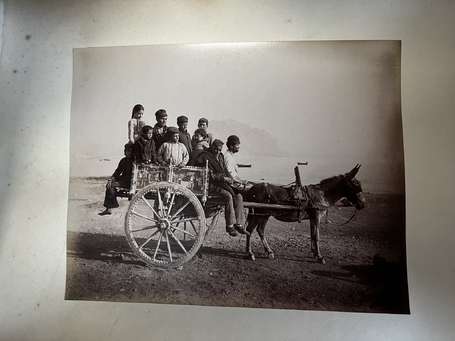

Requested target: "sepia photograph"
[{"left": 66, "top": 40, "right": 408, "bottom": 313}]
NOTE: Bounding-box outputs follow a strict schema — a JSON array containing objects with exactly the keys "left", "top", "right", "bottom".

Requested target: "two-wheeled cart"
[{"left": 123, "top": 162, "right": 303, "bottom": 269}]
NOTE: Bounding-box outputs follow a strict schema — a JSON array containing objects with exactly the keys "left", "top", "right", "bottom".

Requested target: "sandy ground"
[{"left": 66, "top": 178, "right": 409, "bottom": 314}]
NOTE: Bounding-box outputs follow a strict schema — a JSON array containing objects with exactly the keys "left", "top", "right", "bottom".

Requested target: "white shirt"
[
  {"left": 157, "top": 142, "right": 189, "bottom": 166},
  {"left": 224, "top": 150, "right": 244, "bottom": 184}
]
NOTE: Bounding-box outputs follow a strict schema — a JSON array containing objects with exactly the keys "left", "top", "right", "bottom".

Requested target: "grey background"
[{"left": 0, "top": 0, "right": 454, "bottom": 340}]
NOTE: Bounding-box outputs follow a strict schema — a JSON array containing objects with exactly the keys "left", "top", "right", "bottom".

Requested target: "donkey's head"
[{"left": 341, "top": 164, "right": 365, "bottom": 209}]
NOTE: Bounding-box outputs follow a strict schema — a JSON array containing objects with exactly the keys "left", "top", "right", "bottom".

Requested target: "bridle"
[
  {"left": 325, "top": 175, "right": 362, "bottom": 226},
  {"left": 324, "top": 204, "right": 359, "bottom": 226}
]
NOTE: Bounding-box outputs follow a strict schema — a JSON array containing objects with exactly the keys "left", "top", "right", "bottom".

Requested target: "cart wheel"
[{"left": 125, "top": 182, "right": 207, "bottom": 268}]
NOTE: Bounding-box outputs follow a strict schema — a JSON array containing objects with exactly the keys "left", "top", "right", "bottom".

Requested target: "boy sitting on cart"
[{"left": 99, "top": 143, "right": 134, "bottom": 216}]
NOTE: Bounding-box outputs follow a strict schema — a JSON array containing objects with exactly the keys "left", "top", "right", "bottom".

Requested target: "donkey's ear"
[{"left": 346, "top": 164, "right": 361, "bottom": 179}]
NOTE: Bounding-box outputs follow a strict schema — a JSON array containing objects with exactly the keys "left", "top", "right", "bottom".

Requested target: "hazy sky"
[{"left": 70, "top": 41, "right": 404, "bottom": 193}]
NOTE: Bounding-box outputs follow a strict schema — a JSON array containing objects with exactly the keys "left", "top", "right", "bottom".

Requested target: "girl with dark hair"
[{"left": 128, "top": 104, "right": 146, "bottom": 144}]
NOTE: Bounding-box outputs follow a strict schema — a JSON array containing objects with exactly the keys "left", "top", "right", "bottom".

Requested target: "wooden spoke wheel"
[{"left": 125, "top": 182, "right": 207, "bottom": 268}]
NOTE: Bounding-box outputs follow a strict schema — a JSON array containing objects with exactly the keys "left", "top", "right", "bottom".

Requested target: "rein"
[
  {"left": 326, "top": 207, "right": 358, "bottom": 226},
  {"left": 318, "top": 175, "right": 360, "bottom": 226}
]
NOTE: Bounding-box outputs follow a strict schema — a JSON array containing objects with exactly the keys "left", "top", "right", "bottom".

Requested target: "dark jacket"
[
  {"left": 189, "top": 149, "right": 205, "bottom": 165},
  {"left": 178, "top": 130, "right": 192, "bottom": 155},
  {"left": 133, "top": 136, "right": 157, "bottom": 164},
  {"left": 152, "top": 124, "right": 168, "bottom": 151},
  {"left": 111, "top": 157, "right": 134, "bottom": 187},
  {"left": 191, "top": 132, "right": 213, "bottom": 149},
  {"left": 193, "top": 150, "right": 235, "bottom": 196}
]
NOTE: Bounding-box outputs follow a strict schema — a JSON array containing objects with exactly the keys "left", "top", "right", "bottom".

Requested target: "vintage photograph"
[{"left": 66, "top": 41, "right": 408, "bottom": 313}]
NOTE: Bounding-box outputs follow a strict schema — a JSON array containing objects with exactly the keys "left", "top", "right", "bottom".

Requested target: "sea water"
[{"left": 71, "top": 153, "right": 404, "bottom": 194}]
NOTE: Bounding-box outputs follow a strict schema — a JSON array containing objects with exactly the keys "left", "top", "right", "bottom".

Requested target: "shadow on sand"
[
  {"left": 67, "top": 231, "right": 145, "bottom": 266},
  {"left": 311, "top": 255, "right": 410, "bottom": 314},
  {"left": 68, "top": 231, "right": 256, "bottom": 265}
]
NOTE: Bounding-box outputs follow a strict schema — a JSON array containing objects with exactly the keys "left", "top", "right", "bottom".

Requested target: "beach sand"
[{"left": 66, "top": 177, "right": 408, "bottom": 313}]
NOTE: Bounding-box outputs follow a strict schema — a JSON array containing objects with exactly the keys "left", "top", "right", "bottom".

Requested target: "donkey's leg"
[
  {"left": 245, "top": 215, "right": 258, "bottom": 261},
  {"left": 309, "top": 218, "right": 316, "bottom": 256},
  {"left": 310, "top": 211, "right": 325, "bottom": 264},
  {"left": 308, "top": 209, "right": 317, "bottom": 256},
  {"left": 257, "top": 216, "right": 274, "bottom": 259}
]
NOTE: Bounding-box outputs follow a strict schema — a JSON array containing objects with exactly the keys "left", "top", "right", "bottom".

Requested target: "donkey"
[{"left": 243, "top": 164, "right": 365, "bottom": 264}]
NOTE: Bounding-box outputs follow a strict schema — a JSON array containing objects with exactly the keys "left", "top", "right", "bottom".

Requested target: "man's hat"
[
  {"left": 198, "top": 117, "right": 209, "bottom": 125},
  {"left": 167, "top": 126, "right": 179, "bottom": 134},
  {"left": 155, "top": 109, "right": 167, "bottom": 118},
  {"left": 227, "top": 135, "right": 240, "bottom": 146},
  {"left": 177, "top": 115, "right": 188, "bottom": 124}
]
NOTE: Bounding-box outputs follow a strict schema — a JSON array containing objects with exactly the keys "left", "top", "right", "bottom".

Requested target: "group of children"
[
  {"left": 127, "top": 105, "right": 214, "bottom": 167},
  {"left": 99, "top": 104, "right": 250, "bottom": 237}
]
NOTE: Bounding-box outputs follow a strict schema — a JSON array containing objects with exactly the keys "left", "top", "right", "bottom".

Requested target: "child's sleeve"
[
  {"left": 156, "top": 143, "right": 164, "bottom": 165},
  {"left": 128, "top": 120, "right": 135, "bottom": 144},
  {"left": 181, "top": 144, "right": 189, "bottom": 166}
]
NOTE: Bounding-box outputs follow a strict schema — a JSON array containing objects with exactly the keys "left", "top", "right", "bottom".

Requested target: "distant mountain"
[
  {"left": 73, "top": 119, "right": 287, "bottom": 160},
  {"left": 209, "top": 119, "right": 287, "bottom": 157}
]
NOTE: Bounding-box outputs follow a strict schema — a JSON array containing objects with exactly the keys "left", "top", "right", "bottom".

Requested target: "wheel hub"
[{"left": 158, "top": 218, "right": 171, "bottom": 231}]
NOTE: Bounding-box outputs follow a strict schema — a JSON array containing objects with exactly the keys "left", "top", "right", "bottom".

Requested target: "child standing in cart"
[
  {"left": 127, "top": 104, "right": 146, "bottom": 144},
  {"left": 152, "top": 109, "right": 168, "bottom": 151},
  {"left": 177, "top": 115, "right": 192, "bottom": 155}
]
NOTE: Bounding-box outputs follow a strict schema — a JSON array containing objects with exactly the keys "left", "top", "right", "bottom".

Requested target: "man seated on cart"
[
  {"left": 157, "top": 126, "right": 189, "bottom": 167},
  {"left": 99, "top": 143, "right": 134, "bottom": 216},
  {"left": 193, "top": 139, "right": 248, "bottom": 237},
  {"left": 224, "top": 135, "right": 254, "bottom": 192}
]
